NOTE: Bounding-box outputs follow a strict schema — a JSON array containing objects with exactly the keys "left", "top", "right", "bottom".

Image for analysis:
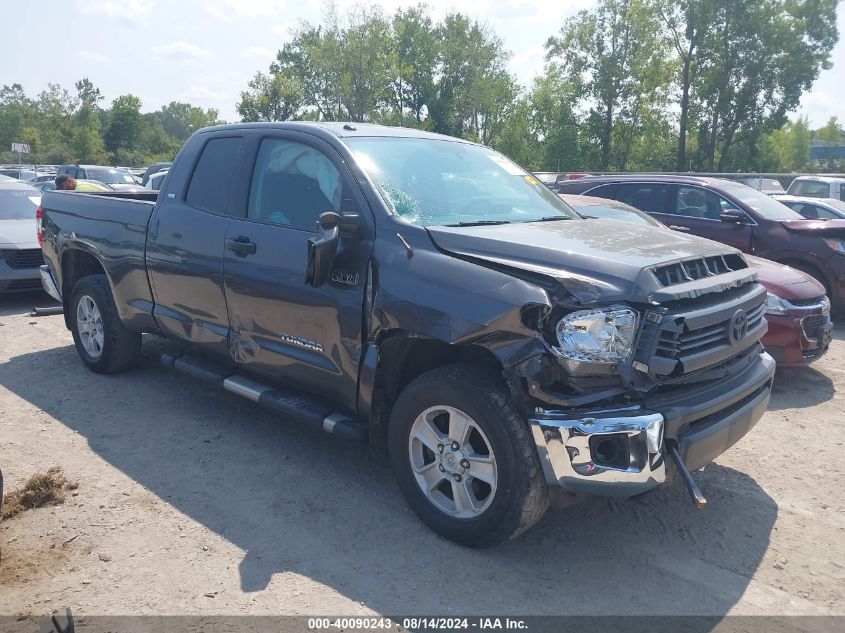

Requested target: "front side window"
[
  {"left": 674, "top": 186, "right": 724, "bottom": 220},
  {"left": 720, "top": 185, "right": 802, "bottom": 221},
  {"left": 186, "top": 136, "right": 243, "bottom": 214},
  {"left": 247, "top": 139, "right": 343, "bottom": 229},
  {"left": 347, "top": 137, "right": 578, "bottom": 227},
  {"left": 614, "top": 183, "right": 669, "bottom": 214}
]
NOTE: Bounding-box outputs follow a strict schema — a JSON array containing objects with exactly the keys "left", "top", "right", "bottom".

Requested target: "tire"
[
  {"left": 388, "top": 363, "right": 549, "bottom": 547},
  {"left": 69, "top": 274, "right": 141, "bottom": 374}
]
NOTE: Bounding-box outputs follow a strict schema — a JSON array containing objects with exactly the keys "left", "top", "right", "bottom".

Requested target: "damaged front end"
[{"left": 505, "top": 254, "right": 775, "bottom": 502}]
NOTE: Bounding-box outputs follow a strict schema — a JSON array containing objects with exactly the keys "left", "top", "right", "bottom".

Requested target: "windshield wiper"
[
  {"left": 446, "top": 220, "right": 512, "bottom": 227},
  {"left": 524, "top": 216, "right": 572, "bottom": 223}
]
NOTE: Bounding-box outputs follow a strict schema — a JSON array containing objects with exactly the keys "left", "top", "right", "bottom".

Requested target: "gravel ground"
[{"left": 1, "top": 291, "right": 843, "bottom": 622}]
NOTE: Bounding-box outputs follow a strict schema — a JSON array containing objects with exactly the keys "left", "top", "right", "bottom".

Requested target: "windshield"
[
  {"left": 570, "top": 201, "right": 661, "bottom": 227},
  {"left": 0, "top": 189, "right": 39, "bottom": 219},
  {"left": 88, "top": 169, "right": 136, "bottom": 185},
  {"left": 722, "top": 185, "right": 803, "bottom": 221},
  {"left": 347, "top": 137, "right": 579, "bottom": 226}
]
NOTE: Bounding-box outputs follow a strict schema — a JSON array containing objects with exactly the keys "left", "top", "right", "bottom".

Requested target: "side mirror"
[
  {"left": 306, "top": 212, "right": 340, "bottom": 287},
  {"left": 720, "top": 208, "right": 747, "bottom": 224}
]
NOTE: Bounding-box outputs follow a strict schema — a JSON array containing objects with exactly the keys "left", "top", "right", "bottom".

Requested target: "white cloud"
[
  {"left": 151, "top": 41, "right": 215, "bottom": 62},
  {"left": 241, "top": 46, "right": 276, "bottom": 60},
  {"left": 208, "top": 0, "right": 287, "bottom": 18},
  {"left": 272, "top": 22, "right": 296, "bottom": 36},
  {"left": 178, "top": 85, "right": 230, "bottom": 103},
  {"left": 75, "top": 50, "right": 109, "bottom": 64},
  {"left": 76, "top": 0, "right": 158, "bottom": 23}
]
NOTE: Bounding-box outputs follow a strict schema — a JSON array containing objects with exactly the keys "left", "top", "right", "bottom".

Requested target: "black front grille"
[
  {"left": 3, "top": 249, "right": 44, "bottom": 270},
  {"left": 3, "top": 279, "right": 42, "bottom": 291},
  {"left": 636, "top": 284, "right": 768, "bottom": 380},
  {"left": 652, "top": 254, "right": 747, "bottom": 287},
  {"left": 657, "top": 301, "right": 765, "bottom": 361},
  {"left": 802, "top": 314, "right": 829, "bottom": 339}
]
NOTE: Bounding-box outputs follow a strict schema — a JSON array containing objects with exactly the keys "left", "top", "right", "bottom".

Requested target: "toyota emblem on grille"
[{"left": 728, "top": 309, "right": 749, "bottom": 345}]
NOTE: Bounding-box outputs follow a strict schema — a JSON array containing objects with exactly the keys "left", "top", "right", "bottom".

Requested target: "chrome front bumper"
[
  {"left": 530, "top": 409, "right": 666, "bottom": 497},
  {"left": 40, "top": 264, "right": 62, "bottom": 302}
]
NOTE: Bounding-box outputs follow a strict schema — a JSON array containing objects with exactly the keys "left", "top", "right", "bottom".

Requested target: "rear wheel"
[
  {"left": 70, "top": 275, "right": 141, "bottom": 374},
  {"left": 388, "top": 364, "right": 549, "bottom": 547}
]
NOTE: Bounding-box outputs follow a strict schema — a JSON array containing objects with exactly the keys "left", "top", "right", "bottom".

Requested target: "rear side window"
[
  {"left": 614, "top": 183, "right": 670, "bottom": 214},
  {"left": 790, "top": 180, "right": 830, "bottom": 198},
  {"left": 186, "top": 136, "right": 243, "bottom": 213}
]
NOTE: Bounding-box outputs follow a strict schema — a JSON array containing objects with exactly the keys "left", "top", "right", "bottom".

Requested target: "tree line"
[
  {"left": 1, "top": 0, "right": 841, "bottom": 171},
  {"left": 0, "top": 78, "right": 221, "bottom": 166},
  {"left": 238, "top": 0, "right": 843, "bottom": 172}
]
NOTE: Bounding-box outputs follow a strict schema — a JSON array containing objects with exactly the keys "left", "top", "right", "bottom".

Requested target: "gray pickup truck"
[{"left": 39, "top": 122, "right": 775, "bottom": 546}]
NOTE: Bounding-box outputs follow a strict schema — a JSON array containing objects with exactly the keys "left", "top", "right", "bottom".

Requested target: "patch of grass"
[{"left": 1, "top": 467, "right": 77, "bottom": 521}]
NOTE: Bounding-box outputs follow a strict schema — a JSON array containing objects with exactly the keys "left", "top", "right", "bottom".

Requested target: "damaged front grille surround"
[{"left": 651, "top": 254, "right": 748, "bottom": 287}]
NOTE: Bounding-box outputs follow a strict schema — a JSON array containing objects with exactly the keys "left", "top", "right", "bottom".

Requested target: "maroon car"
[
  {"left": 557, "top": 175, "right": 845, "bottom": 313},
  {"left": 560, "top": 193, "right": 833, "bottom": 367}
]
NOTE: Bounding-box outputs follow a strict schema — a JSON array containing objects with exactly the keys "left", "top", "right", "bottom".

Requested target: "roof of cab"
[{"left": 195, "top": 121, "right": 472, "bottom": 143}]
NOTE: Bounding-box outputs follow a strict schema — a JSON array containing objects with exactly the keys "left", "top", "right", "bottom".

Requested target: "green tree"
[
  {"left": 693, "top": 0, "right": 838, "bottom": 170},
  {"left": 814, "top": 116, "right": 844, "bottom": 143},
  {"left": 391, "top": 5, "right": 438, "bottom": 124},
  {"left": 238, "top": 72, "right": 305, "bottom": 122},
  {"left": 758, "top": 117, "right": 811, "bottom": 171},
  {"left": 547, "top": 0, "right": 670, "bottom": 170},
  {"left": 104, "top": 94, "right": 143, "bottom": 161}
]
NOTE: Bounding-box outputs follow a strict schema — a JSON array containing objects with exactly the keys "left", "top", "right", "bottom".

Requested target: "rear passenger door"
[
  {"left": 146, "top": 134, "right": 245, "bottom": 357},
  {"left": 221, "top": 132, "right": 373, "bottom": 410}
]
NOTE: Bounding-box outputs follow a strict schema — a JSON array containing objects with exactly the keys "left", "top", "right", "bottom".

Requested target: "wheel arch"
[
  {"left": 366, "top": 332, "right": 508, "bottom": 451},
  {"left": 60, "top": 248, "right": 109, "bottom": 330}
]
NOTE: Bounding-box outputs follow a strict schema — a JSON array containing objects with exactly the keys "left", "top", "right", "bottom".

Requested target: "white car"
[
  {"left": 787, "top": 176, "right": 845, "bottom": 201},
  {"left": 145, "top": 170, "right": 168, "bottom": 191},
  {"left": 0, "top": 181, "right": 42, "bottom": 293}
]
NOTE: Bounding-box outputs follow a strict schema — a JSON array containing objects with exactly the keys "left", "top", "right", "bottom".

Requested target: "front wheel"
[
  {"left": 70, "top": 274, "right": 141, "bottom": 374},
  {"left": 388, "top": 364, "right": 549, "bottom": 547}
]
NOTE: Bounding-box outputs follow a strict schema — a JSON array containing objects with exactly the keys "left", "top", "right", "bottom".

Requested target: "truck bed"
[{"left": 39, "top": 190, "right": 159, "bottom": 331}]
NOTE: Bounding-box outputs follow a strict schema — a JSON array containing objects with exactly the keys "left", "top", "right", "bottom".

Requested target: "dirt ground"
[{"left": 1, "top": 290, "right": 843, "bottom": 622}]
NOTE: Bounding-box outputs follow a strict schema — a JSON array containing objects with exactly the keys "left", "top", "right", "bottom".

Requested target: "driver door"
[
  {"left": 662, "top": 185, "right": 753, "bottom": 252},
  {"left": 222, "top": 132, "right": 373, "bottom": 410}
]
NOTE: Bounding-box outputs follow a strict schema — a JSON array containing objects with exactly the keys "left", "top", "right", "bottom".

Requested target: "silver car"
[{"left": 0, "top": 181, "right": 43, "bottom": 293}]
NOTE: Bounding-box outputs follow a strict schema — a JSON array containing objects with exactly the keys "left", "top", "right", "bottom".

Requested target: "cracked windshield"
[{"left": 349, "top": 137, "right": 579, "bottom": 227}]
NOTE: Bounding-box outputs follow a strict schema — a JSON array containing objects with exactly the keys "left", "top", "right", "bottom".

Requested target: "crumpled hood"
[
  {"left": 0, "top": 218, "right": 39, "bottom": 249},
  {"left": 426, "top": 219, "right": 751, "bottom": 305}
]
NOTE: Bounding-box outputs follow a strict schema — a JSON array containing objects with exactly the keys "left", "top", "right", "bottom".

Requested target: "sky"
[{"left": 3, "top": 0, "right": 844, "bottom": 128}]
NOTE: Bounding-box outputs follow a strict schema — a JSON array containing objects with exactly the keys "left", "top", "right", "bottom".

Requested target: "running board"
[{"left": 160, "top": 352, "right": 368, "bottom": 442}]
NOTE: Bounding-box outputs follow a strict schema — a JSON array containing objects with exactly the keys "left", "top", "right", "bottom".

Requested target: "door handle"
[
  {"left": 669, "top": 225, "right": 690, "bottom": 232},
  {"left": 226, "top": 236, "right": 257, "bottom": 256}
]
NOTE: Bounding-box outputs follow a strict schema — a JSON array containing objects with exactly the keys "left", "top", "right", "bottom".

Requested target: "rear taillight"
[{"left": 36, "top": 206, "right": 43, "bottom": 246}]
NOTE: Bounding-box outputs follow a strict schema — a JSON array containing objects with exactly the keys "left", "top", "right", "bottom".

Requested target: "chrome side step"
[{"left": 161, "top": 352, "right": 368, "bottom": 442}]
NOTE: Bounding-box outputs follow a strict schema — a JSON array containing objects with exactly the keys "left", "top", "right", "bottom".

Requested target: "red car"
[{"left": 561, "top": 194, "right": 833, "bottom": 367}]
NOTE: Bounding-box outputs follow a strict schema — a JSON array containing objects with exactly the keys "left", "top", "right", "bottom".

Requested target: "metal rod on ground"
[
  {"left": 668, "top": 443, "right": 707, "bottom": 509},
  {"left": 31, "top": 306, "right": 64, "bottom": 317}
]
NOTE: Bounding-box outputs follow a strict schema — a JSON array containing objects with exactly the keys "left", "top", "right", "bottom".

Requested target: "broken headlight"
[{"left": 554, "top": 307, "right": 638, "bottom": 366}]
